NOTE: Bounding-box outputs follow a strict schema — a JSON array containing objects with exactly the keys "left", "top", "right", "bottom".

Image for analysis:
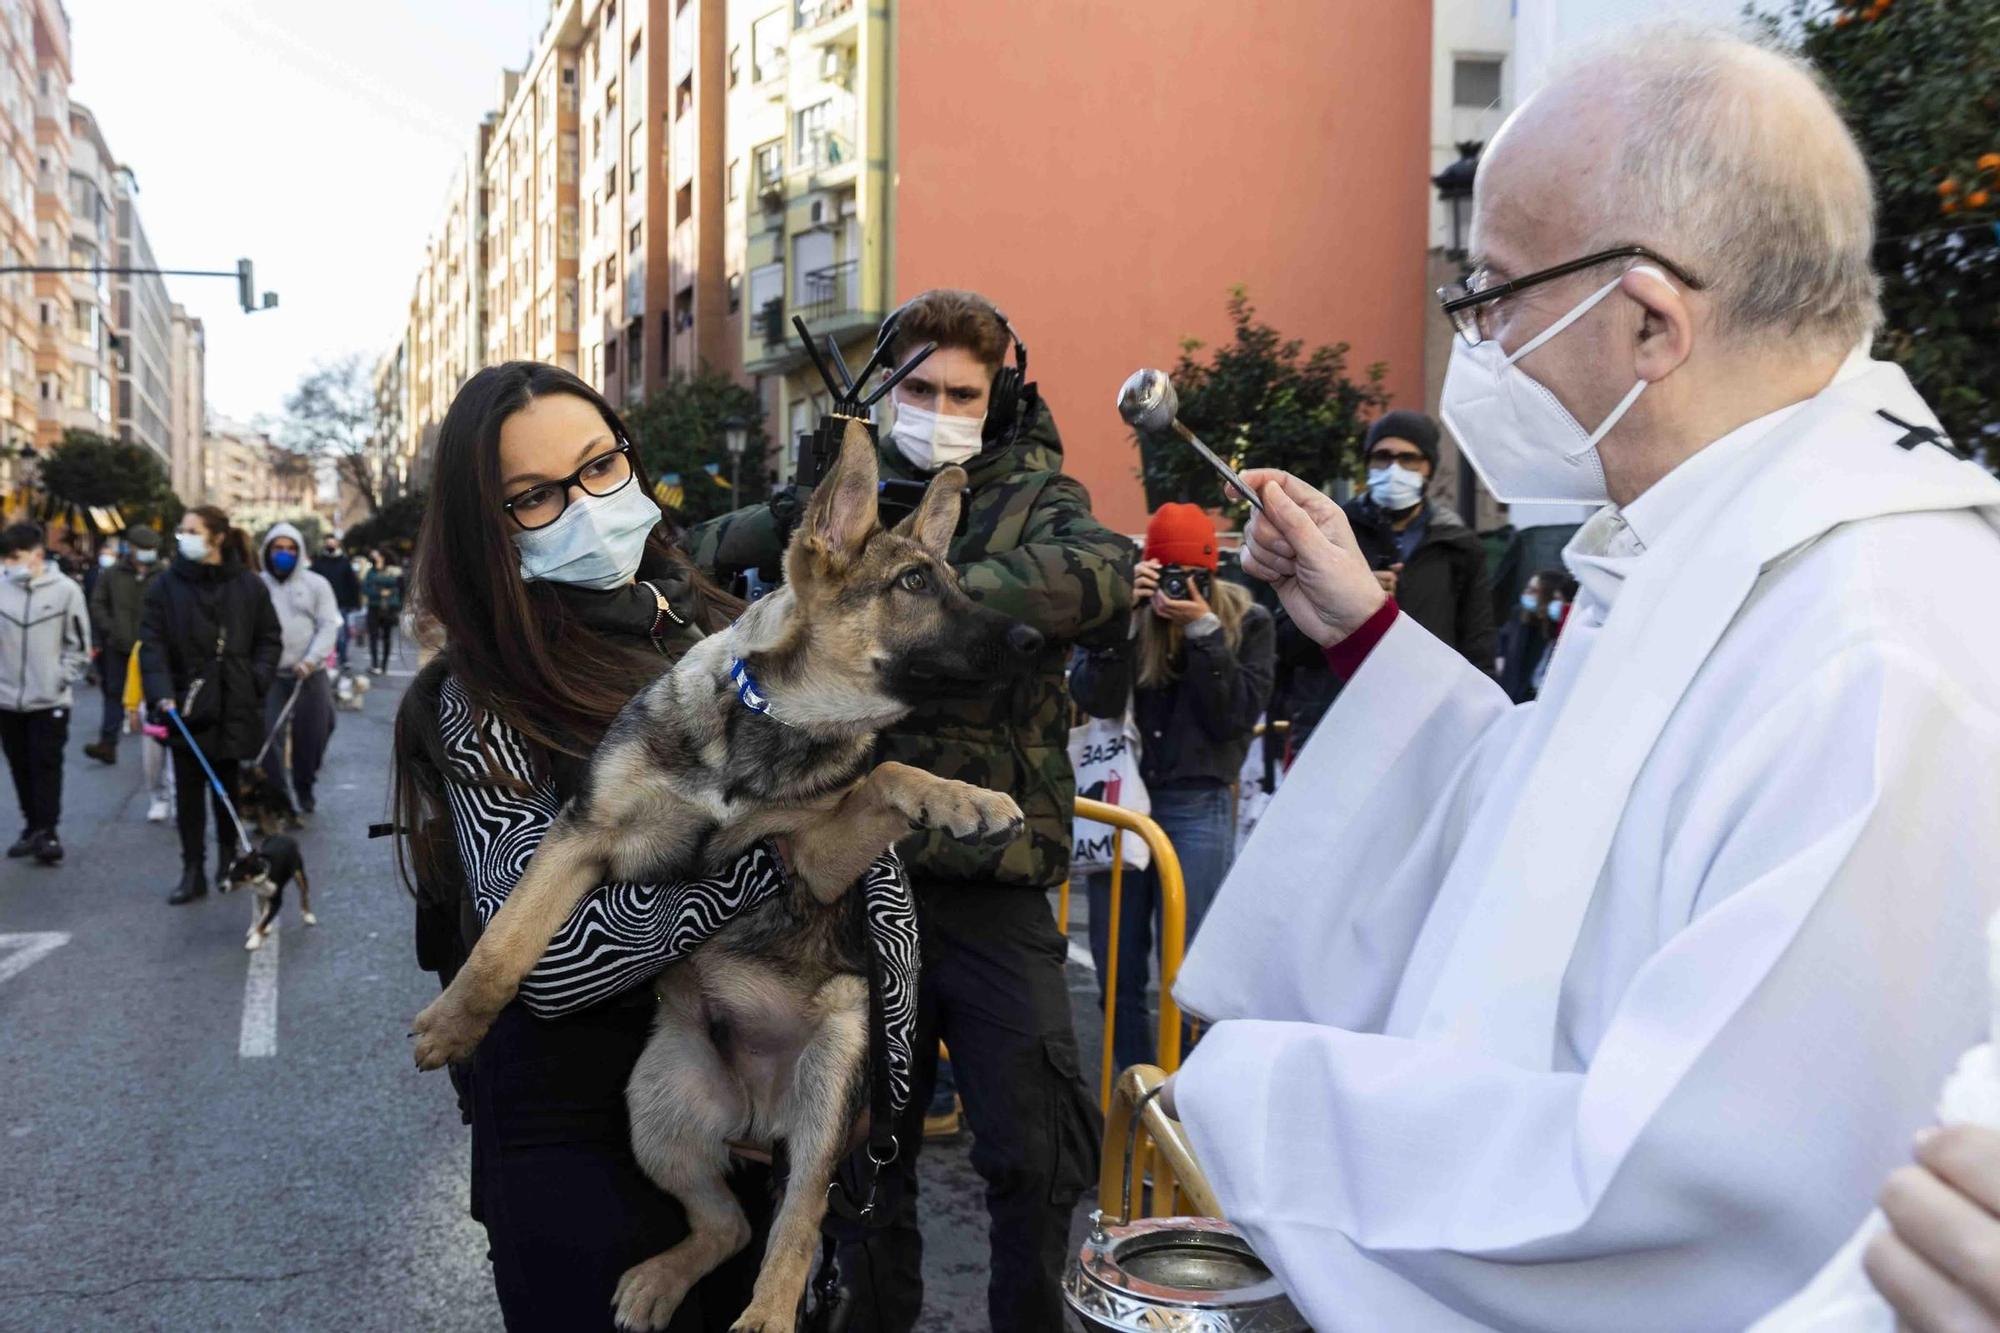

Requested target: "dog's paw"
[
  {"left": 244, "top": 933, "right": 263, "bottom": 951},
  {"left": 891, "top": 779, "right": 1024, "bottom": 845},
  {"left": 409, "top": 994, "right": 491, "bottom": 1071},
  {"left": 729, "top": 1300, "right": 797, "bottom": 1333},
  {"left": 613, "top": 1254, "right": 699, "bottom": 1331},
  {"left": 302, "top": 912, "right": 318, "bottom": 927}
]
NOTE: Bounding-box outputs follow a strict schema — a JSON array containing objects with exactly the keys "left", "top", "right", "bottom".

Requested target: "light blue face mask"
[
  {"left": 511, "top": 480, "right": 660, "bottom": 590},
  {"left": 1546, "top": 598, "right": 1567, "bottom": 621}
]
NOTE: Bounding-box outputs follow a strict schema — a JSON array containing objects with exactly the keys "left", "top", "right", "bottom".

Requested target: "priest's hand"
[
  {"left": 1864, "top": 1124, "right": 2000, "bottom": 1330},
  {"left": 1240, "top": 469, "right": 1386, "bottom": 647}
]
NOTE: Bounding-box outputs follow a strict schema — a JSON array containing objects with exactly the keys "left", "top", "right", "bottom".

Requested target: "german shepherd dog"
[
  {"left": 409, "top": 423, "right": 1040, "bottom": 1332},
  {"left": 222, "top": 833, "right": 315, "bottom": 951}
]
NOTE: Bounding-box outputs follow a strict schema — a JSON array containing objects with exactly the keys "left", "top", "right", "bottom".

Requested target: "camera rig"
[{"left": 790, "top": 312, "right": 934, "bottom": 520}]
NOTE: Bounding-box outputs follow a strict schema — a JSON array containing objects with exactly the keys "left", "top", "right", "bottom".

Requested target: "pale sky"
[{"left": 66, "top": 0, "right": 548, "bottom": 424}]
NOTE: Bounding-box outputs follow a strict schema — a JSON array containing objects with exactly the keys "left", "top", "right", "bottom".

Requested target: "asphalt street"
[{"left": 0, "top": 664, "right": 1118, "bottom": 1332}]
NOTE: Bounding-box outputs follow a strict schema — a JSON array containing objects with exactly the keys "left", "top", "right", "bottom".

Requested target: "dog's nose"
[{"left": 1006, "top": 623, "right": 1044, "bottom": 656}]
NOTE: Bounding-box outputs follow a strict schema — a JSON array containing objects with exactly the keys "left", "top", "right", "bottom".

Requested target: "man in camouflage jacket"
[{"left": 686, "top": 289, "right": 1133, "bottom": 1333}]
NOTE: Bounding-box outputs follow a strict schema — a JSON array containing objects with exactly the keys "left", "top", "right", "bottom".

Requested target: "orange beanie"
[{"left": 1144, "top": 503, "right": 1219, "bottom": 570}]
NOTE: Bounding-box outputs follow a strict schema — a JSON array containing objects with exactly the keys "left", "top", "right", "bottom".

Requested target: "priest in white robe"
[{"left": 1166, "top": 28, "right": 2000, "bottom": 1333}]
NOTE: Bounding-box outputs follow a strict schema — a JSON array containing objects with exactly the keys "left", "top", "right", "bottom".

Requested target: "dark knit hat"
[
  {"left": 1364, "top": 410, "right": 1441, "bottom": 466},
  {"left": 1144, "top": 503, "right": 1219, "bottom": 571},
  {"left": 124, "top": 525, "right": 160, "bottom": 550}
]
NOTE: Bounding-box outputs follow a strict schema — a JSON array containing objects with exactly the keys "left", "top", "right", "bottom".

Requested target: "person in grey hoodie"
[
  {"left": 0, "top": 521, "right": 91, "bottom": 864},
  {"left": 257, "top": 523, "right": 341, "bottom": 814}
]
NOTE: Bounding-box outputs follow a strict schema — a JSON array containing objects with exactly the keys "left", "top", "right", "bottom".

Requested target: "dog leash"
[
  {"left": 249, "top": 674, "right": 309, "bottom": 769},
  {"left": 164, "top": 707, "right": 255, "bottom": 856}
]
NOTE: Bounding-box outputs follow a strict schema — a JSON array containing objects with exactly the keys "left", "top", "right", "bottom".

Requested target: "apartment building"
[
  {"left": 202, "top": 416, "right": 269, "bottom": 518},
  {"left": 0, "top": 0, "right": 41, "bottom": 511},
  {"left": 482, "top": 19, "right": 579, "bottom": 378},
  {"left": 372, "top": 337, "right": 409, "bottom": 505},
  {"left": 55, "top": 100, "right": 111, "bottom": 439},
  {"left": 166, "top": 301, "right": 204, "bottom": 502},
  {"left": 112, "top": 165, "right": 171, "bottom": 465},
  {"left": 28, "top": 0, "right": 69, "bottom": 453}
]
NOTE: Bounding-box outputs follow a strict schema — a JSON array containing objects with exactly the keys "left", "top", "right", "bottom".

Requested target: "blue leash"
[{"left": 163, "top": 707, "right": 254, "bottom": 855}]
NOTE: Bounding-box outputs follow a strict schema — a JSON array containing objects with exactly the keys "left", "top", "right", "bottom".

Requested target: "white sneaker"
[{"left": 146, "top": 798, "right": 170, "bottom": 823}]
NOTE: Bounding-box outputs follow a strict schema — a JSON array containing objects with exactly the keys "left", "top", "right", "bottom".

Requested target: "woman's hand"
[
  {"left": 1134, "top": 559, "right": 1162, "bottom": 603},
  {"left": 1152, "top": 576, "right": 1213, "bottom": 627},
  {"left": 1240, "top": 468, "right": 1386, "bottom": 647},
  {"left": 1865, "top": 1124, "right": 2000, "bottom": 1330}
]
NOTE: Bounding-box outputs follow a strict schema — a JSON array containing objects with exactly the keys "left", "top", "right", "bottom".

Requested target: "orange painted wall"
[{"left": 893, "top": 1, "right": 1433, "bottom": 535}]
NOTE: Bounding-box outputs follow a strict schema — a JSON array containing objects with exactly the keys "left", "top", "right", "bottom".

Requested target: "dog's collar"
[{"left": 728, "top": 659, "right": 786, "bottom": 725}]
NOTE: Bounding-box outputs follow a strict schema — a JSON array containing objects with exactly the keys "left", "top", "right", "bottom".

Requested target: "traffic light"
[{"left": 237, "top": 258, "right": 254, "bottom": 313}]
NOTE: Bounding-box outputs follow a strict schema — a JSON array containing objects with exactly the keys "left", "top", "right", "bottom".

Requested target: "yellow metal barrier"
[
  {"left": 1098, "top": 1063, "right": 1219, "bottom": 1223},
  {"left": 1073, "top": 795, "right": 1187, "bottom": 1112}
]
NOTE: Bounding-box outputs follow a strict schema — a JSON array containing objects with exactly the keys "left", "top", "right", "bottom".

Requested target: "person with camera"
[
  {"left": 689, "top": 289, "right": 1133, "bottom": 1333},
  {"left": 1069, "top": 503, "right": 1273, "bottom": 1076}
]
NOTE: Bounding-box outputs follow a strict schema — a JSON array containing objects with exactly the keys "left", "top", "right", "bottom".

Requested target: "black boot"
[
  {"left": 82, "top": 740, "right": 116, "bottom": 765},
  {"left": 167, "top": 863, "right": 207, "bottom": 905},
  {"left": 7, "top": 828, "right": 42, "bottom": 858},
  {"left": 32, "top": 830, "right": 62, "bottom": 865}
]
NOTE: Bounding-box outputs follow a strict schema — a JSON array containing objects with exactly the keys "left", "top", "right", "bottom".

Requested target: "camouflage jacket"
[{"left": 685, "top": 393, "right": 1135, "bottom": 889}]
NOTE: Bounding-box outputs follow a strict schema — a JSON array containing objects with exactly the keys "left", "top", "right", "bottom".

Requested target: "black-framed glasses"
[
  {"left": 503, "top": 440, "right": 636, "bottom": 530},
  {"left": 1436, "top": 245, "right": 1706, "bottom": 346}
]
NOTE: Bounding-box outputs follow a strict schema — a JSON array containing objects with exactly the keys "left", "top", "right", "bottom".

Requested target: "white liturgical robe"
[{"left": 1172, "top": 354, "right": 2000, "bottom": 1332}]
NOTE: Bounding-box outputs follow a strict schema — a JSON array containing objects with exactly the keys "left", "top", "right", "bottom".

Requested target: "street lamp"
[
  {"left": 1431, "top": 141, "right": 1483, "bottom": 263},
  {"left": 722, "top": 414, "right": 749, "bottom": 509}
]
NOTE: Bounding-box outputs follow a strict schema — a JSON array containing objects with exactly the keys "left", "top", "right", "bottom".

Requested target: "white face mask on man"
[
  {"left": 1439, "top": 267, "right": 1662, "bottom": 506},
  {"left": 1366, "top": 463, "right": 1427, "bottom": 512},
  {"left": 889, "top": 400, "right": 985, "bottom": 473}
]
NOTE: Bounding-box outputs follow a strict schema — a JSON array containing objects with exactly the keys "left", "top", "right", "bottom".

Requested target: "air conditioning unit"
[
  {"left": 806, "top": 192, "right": 833, "bottom": 229},
  {"left": 818, "top": 47, "right": 851, "bottom": 85}
]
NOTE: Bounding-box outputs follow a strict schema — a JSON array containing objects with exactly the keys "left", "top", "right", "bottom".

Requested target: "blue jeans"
[{"left": 1085, "top": 782, "right": 1234, "bottom": 1076}]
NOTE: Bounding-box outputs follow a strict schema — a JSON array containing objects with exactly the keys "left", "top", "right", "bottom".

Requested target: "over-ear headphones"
[{"left": 873, "top": 293, "right": 1032, "bottom": 447}]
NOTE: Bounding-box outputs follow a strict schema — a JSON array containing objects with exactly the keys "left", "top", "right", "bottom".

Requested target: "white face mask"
[
  {"left": 511, "top": 480, "right": 660, "bottom": 590},
  {"left": 177, "top": 532, "right": 210, "bottom": 562},
  {"left": 133, "top": 547, "right": 158, "bottom": 565},
  {"left": 890, "top": 400, "right": 985, "bottom": 472},
  {"left": 1439, "top": 268, "right": 1659, "bottom": 505},
  {"left": 97, "top": 551, "right": 117, "bottom": 569},
  {"left": 1366, "top": 463, "right": 1426, "bottom": 512}
]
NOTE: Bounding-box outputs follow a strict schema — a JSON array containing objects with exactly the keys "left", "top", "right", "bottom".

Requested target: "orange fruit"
[
  {"left": 1979, "top": 153, "right": 2000, "bottom": 172},
  {"left": 1939, "top": 178, "right": 1961, "bottom": 195},
  {"left": 1969, "top": 190, "right": 1992, "bottom": 208},
  {"left": 1941, "top": 200, "right": 1959, "bottom": 214}
]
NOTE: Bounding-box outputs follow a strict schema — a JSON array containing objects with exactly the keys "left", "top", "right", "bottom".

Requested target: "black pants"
[
  {"left": 470, "top": 997, "right": 774, "bottom": 1331},
  {"left": 97, "top": 664, "right": 124, "bottom": 745},
  {"left": 262, "top": 673, "right": 335, "bottom": 807},
  {"left": 367, "top": 607, "right": 397, "bottom": 670},
  {"left": 170, "top": 742, "right": 240, "bottom": 870},
  {"left": 0, "top": 706, "right": 68, "bottom": 833},
  {"left": 837, "top": 881, "right": 1100, "bottom": 1333}
]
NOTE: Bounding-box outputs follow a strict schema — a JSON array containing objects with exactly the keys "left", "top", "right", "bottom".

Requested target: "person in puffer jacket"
[
  {"left": 257, "top": 522, "right": 341, "bottom": 813},
  {"left": 0, "top": 521, "right": 91, "bottom": 865}
]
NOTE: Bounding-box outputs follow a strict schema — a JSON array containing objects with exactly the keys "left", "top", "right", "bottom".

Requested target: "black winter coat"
[
  {"left": 1343, "top": 497, "right": 1496, "bottom": 673},
  {"left": 139, "top": 556, "right": 282, "bottom": 759},
  {"left": 311, "top": 552, "right": 363, "bottom": 612},
  {"left": 1070, "top": 604, "right": 1276, "bottom": 790}
]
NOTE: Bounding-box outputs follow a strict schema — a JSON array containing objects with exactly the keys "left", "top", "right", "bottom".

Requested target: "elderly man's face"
[{"left": 1468, "top": 89, "right": 1658, "bottom": 445}]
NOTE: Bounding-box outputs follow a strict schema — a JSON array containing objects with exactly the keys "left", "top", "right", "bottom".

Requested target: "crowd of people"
[{"left": 0, "top": 506, "right": 405, "bottom": 900}]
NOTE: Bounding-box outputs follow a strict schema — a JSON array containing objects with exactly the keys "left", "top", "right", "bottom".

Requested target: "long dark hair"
[
  {"left": 189, "top": 504, "right": 254, "bottom": 568},
  {"left": 390, "top": 362, "right": 740, "bottom": 894}
]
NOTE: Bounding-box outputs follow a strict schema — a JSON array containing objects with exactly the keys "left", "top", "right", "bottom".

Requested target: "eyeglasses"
[
  {"left": 1436, "top": 245, "right": 1706, "bottom": 346},
  {"left": 502, "top": 440, "right": 636, "bottom": 530},
  {"left": 1366, "top": 447, "right": 1430, "bottom": 469}
]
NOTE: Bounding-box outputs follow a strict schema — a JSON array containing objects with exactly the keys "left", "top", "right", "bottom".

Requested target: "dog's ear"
[
  {"left": 800, "top": 419, "right": 880, "bottom": 565},
  {"left": 894, "top": 465, "right": 965, "bottom": 557}
]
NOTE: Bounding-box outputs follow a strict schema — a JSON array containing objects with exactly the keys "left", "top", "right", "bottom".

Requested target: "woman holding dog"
[
  {"left": 139, "top": 504, "right": 282, "bottom": 906},
  {"left": 394, "top": 362, "right": 905, "bottom": 1332},
  {"left": 1069, "top": 503, "right": 1274, "bottom": 1075}
]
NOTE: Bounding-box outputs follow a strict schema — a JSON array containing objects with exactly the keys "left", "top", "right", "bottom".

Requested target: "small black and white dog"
[{"left": 222, "top": 834, "right": 316, "bottom": 952}]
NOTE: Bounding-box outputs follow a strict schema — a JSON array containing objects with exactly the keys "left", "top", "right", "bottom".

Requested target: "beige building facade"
[{"left": 167, "top": 301, "right": 204, "bottom": 502}]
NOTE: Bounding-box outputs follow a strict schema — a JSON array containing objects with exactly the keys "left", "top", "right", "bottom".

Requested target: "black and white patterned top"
[{"left": 435, "top": 675, "right": 917, "bottom": 1116}]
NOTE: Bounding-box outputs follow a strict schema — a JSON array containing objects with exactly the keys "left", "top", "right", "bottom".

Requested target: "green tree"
[
  {"left": 39, "top": 429, "right": 174, "bottom": 513},
  {"left": 623, "top": 368, "right": 770, "bottom": 527},
  {"left": 1762, "top": 0, "right": 2000, "bottom": 458},
  {"left": 339, "top": 490, "right": 426, "bottom": 557},
  {"left": 1136, "top": 288, "right": 1391, "bottom": 520}
]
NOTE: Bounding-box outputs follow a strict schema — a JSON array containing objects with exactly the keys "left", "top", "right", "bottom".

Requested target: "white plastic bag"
[{"left": 1069, "top": 712, "right": 1151, "bottom": 874}]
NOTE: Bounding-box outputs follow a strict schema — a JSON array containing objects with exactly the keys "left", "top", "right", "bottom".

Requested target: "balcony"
[
  {"left": 670, "top": 219, "right": 694, "bottom": 279},
  {"left": 756, "top": 296, "right": 785, "bottom": 350},
  {"left": 795, "top": 0, "right": 854, "bottom": 33},
  {"left": 794, "top": 127, "right": 855, "bottom": 176},
  {"left": 797, "top": 258, "right": 857, "bottom": 325}
]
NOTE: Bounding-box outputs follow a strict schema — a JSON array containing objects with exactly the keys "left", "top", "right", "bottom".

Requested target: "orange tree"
[{"left": 1763, "top": 0, "right": 2000, "bottom": 460}]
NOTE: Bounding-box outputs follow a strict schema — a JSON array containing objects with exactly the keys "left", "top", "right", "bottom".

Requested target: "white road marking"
[
  {"left": 238, "top": 927, "right": 280, "bottom": 1058},
  {"left": 0, "top": 931, "right": 69, "bottom": 985},
  {"left": 1067, "top": 940, "right": 1092, "bottom": 970}
]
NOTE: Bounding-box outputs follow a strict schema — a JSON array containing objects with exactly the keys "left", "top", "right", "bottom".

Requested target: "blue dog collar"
[{"left": 729, "top": 659, "right": 780, "bottom": 721}]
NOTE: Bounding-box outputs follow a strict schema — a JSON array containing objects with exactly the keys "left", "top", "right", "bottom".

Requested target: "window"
[
  {"left": 753, "top": 139, "right": 782, "bottom": 192},
  {"left": 728, "top": 44, "right": 741, "bottom": 89},
  {"left": 727, "top": 158, "right": 742, "bottom": 202},
  {"left": 559, "top": 278, "right": 578, "bottom": 333},
  {"left": 590, "top": 342, "right": 602, "bottom": 388},
  {"left": 605, "top": 336, "right": 618, "bottom": 384},
  {"left": 751, "top": 10, "right": 786, "bottom": 84},
  {"left": 626, "top": 318, "right": 643, "bottom": 384},
  {"left": 592, "top": 114, "right": 602, "bottom": 161},
  {"left": 629, "top": 124, "right": 643, "bottom": 191},
  {"left": 559, "top": 206, "right": 578, "bottom": 259},
  {"left": 629, "top": 221, "right": 642, "bottom": 254},
  {"left": 675, "top": 182, "right": 692, "bottom": 224},
  {"left": 1452, "top": 57, "right": 1502, "bottom": 110},
  {"left": 794, "top": 99, "right": 830, "bottom": 165},
  {"left": 727, "top": 271, "right": 741, "bottom": 313},
  {"left": 560, "top": 132, "right": 578, "bottom": 184}
]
